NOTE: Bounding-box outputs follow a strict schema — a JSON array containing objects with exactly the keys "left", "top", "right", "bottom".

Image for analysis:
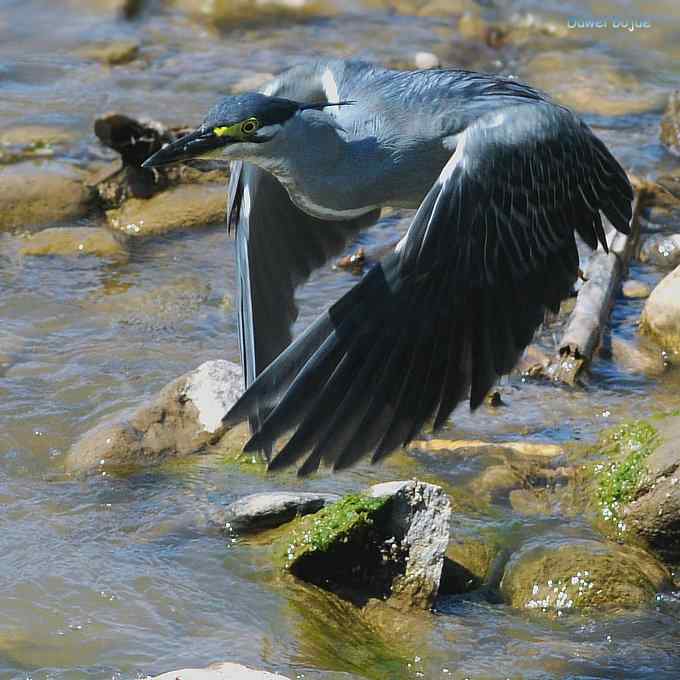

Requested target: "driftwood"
[{"left": 543, "top": 191, "right": 644, "bottom": 385}]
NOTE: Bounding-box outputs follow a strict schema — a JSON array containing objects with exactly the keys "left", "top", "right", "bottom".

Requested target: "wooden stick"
[{"left": 543, "top": 191, "right": 644, "bottom": 385}]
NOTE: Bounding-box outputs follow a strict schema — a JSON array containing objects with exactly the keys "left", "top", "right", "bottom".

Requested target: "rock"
[
  {"left": 412, "top": 438, "right": 564, "bottom": 459},
  {"left": 0, "top": 162, "right": 92, "bottom": 232},
  {"left": 524, "top": 51, "right": 665, "bottom": 117},
  {"left": 173, "top": 0, "right": 330, "bottom": 27},
  {"left": 515, "top": 344, "right": 551, "bottom": 375},
  {"left": 660, "top": 90, "right": 680, "bottom": 156},
  {"left": 440, "top": 536, "right": 504, "bottom": 595},
  {"left": 469, "top": 464, "right": 524, "bottom": 503},
  {"left": 622, "top": 279, "right": 652, "bottom": 299},
  {"left": 106, "top": 184, "right": 226, "bottom": 237},
  {"left": 225, "top": 492, "right": 339, "bottom": 533},
  {"left": 78, "top": 40, "right": 140, "bottom": 65},
  {"left": 0, "top": 125, "right": 75, "bottom": 147},
  {"left": 280, "top": 480, "right": 451, "bottom": 609},
  {"left": 619, "top": 414, "right": 680, "bottom": 559},
  {"left": 414, "top": 51, "right": 440, "bottom": 69},
  {"left": 84, "top": 275, "right": 210, "bottom": 329},
  {"left": 151, "top": 662, "right": 289, "bottom": 680},
  {"left": 19, "top": 227, "right": 128, "bottom": 260},
  {"left": 65, "top": 360, "right": 244, "bottom": 474},
  {"left": 639, "top": 233, "right": 680, "bottom": 268},
  {"left": 508, "top": 488, "right": 556, "bottom": 515},
  {"left": 608, "top": 336, "right": 667, "bottom": 376},
  {"left": 640, "top": 264, "right": 680, "bottom": 352},
  {"left": 500, "top": 536, "right": 670, "bottom": 612}
]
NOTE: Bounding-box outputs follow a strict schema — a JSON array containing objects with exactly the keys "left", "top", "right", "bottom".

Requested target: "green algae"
[
  {"left": 591, "top": 420, "right": 660, "bottom": 531},
  {"left": 281, "top": 493, "right": 390, "bottom": 567}
]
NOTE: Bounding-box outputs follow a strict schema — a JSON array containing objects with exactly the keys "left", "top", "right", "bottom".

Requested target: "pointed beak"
[{"left": 141, "top": 127, "right": 227, "bottom": 168}]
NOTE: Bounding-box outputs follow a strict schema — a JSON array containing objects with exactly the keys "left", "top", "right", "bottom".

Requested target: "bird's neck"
[{"left": 251, "top": 110, "right": 388, "bottom": 220}]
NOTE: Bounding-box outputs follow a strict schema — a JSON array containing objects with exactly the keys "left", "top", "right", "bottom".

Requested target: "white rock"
[
  {"left": 225, "top": 492, "right": 339, "bottom": 533},
  {"left": 641, "top": 264, "right": 680, "bottom": 352},
  {"left": 151, "top": 662, "right": 289, "bottom": 679},
  {"left": 414, "top": 51, "right": 441, "bottom": 69}
]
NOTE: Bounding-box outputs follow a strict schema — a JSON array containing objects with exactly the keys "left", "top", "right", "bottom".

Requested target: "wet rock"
[
  {"left": 515, "top": 344, "right": 551, "bottom": 376},
  {"left": 412, "top": 438, "right": 564, "bottom": 459},
  {"left": 65, "top": 360, "right": 244, "bottom": 474},
  {"left": 500, "top": 537, "right": 670, "bottom": 612},
  {"left": 640, "top": 264, "right": 680, "bottom": 352},
  {"left": 225, "top": 492, "right": 340, "bottom": 534},
  {"left": 509, "top": 488, "right": 556, "bottom": 515},
  {"left": 78, "top": 40, "right": 140, "bottom": 65},
  {"left": 19, "top": 227, "right": 128, "bottom": 260},
  {"left": 469, "top": 463, "right": 524, "bottom": 503},
  {"left": 660, "top": 90, "right": 680, "bottom": 156},
  {"left": 639, "top": 233, "right": 680, "bottom": 268},
  {"left": 621, "top": 414, "right": 680, "bottom": 559},
  {"left": 0, "top": 162, "right": 92, "bottom": 232},
  {"left": 106, "top": 184, "right": 226, "bottom": 237},
  {"left": 173, "top": 0, "right": 330, "bottom": 27},
  {"left": 524, "top": 51, "right": 665, "bottom": 117},
  {"left": 622, "top": 279, "right": 652, "bottom": 299},
  {"left": 458, "top": 10, "right": 572, "bottom": 48},
  {"left": 0, "top": 125, "right": 76, "bottom": 163},
  {"left": 413, "top": 51, "right": 440, "bottom": 69},
  {"left": 608, "top": 336, "right": 667, "bottom": 377},
  {"left": 440, "top": 536, "right": 504, "bottom": 594},
  {"left": 151, "top": 663, "right": 289, "bottom": 680},
  {"left": 280, "top": 480, "right": 451, "bottom": 609}
]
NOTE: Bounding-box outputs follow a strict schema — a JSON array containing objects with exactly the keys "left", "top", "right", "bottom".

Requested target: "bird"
[{"left": 143, "top": 59, "right": 633, "bottom": 475}]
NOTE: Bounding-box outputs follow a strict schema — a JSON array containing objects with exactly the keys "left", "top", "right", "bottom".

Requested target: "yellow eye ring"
[{"left": 241, "top": 118, "right": 259, "bottom": 134}]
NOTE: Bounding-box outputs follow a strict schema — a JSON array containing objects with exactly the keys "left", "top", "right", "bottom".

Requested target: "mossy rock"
[
  {"left": 587, "top": 419, "right": 660, "bottom": 537},
  {"left": 500, "top": 538, "right": 670, "bottom": 614},
  {"left": 279, "top": 493, "right": 395, "bottom": 598},
  {"left": 277, "top": 481, "right": 451, "bottom": 609}
]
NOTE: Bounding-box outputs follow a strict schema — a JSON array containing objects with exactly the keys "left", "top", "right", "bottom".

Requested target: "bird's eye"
[{"left": 241, "top": 118, "right": 259, "bottom": 134}]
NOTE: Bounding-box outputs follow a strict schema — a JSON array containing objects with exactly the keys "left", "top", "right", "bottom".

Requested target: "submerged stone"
[
  {"left": 65, "top": 360, "right": 244, "bottom": 474},
  {"left": 0, "top": 162, "right": 92, "bottom": 232},
  {"left": 621, "top": 279, "right": 652, "bottom": 299},
  {"left": 280, "top": 480, "right": 451, "bottom": 609},
  {"left": 224, "top": 492, "right": 339, "bottom": 533},
  {"left": 19, "top": 226, "right": 128, "bottom": 260},
  {"left": 639, "top": 233, "right": 680, "bottom": 269},
  {"left": 500, "top": 537, "right": 670, "bottom": 612}
]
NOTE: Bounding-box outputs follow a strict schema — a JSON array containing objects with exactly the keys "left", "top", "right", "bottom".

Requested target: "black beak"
[{"left": 141, "top": 127, "right": 227, "bottom": 168}]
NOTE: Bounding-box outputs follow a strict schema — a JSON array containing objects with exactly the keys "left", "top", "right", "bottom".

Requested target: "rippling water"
[{"left": 1, "top": 0, "right": 679, "bottom": 678}]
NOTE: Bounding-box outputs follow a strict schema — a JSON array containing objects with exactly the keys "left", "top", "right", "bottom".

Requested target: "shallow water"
[{"left": 1, "top": 0, "right": 680, "bottom": 678}]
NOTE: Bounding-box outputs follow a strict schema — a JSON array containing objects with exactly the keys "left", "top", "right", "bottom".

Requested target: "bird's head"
[{"left": 142, "top": 93, "right": 350, "bottom": 168}]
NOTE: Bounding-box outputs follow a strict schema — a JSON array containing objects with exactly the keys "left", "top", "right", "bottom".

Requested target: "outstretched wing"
[
  {"left": 229, "top": 161, "right": 378, "bottom": 389},
  {"left": 225, "top": 101, "right": 633, "bottom": 473}
]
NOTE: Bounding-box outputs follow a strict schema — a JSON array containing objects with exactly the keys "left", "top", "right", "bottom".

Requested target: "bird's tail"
[{"left": 223, "top": 254, "right": 405, "bottom": 474}]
